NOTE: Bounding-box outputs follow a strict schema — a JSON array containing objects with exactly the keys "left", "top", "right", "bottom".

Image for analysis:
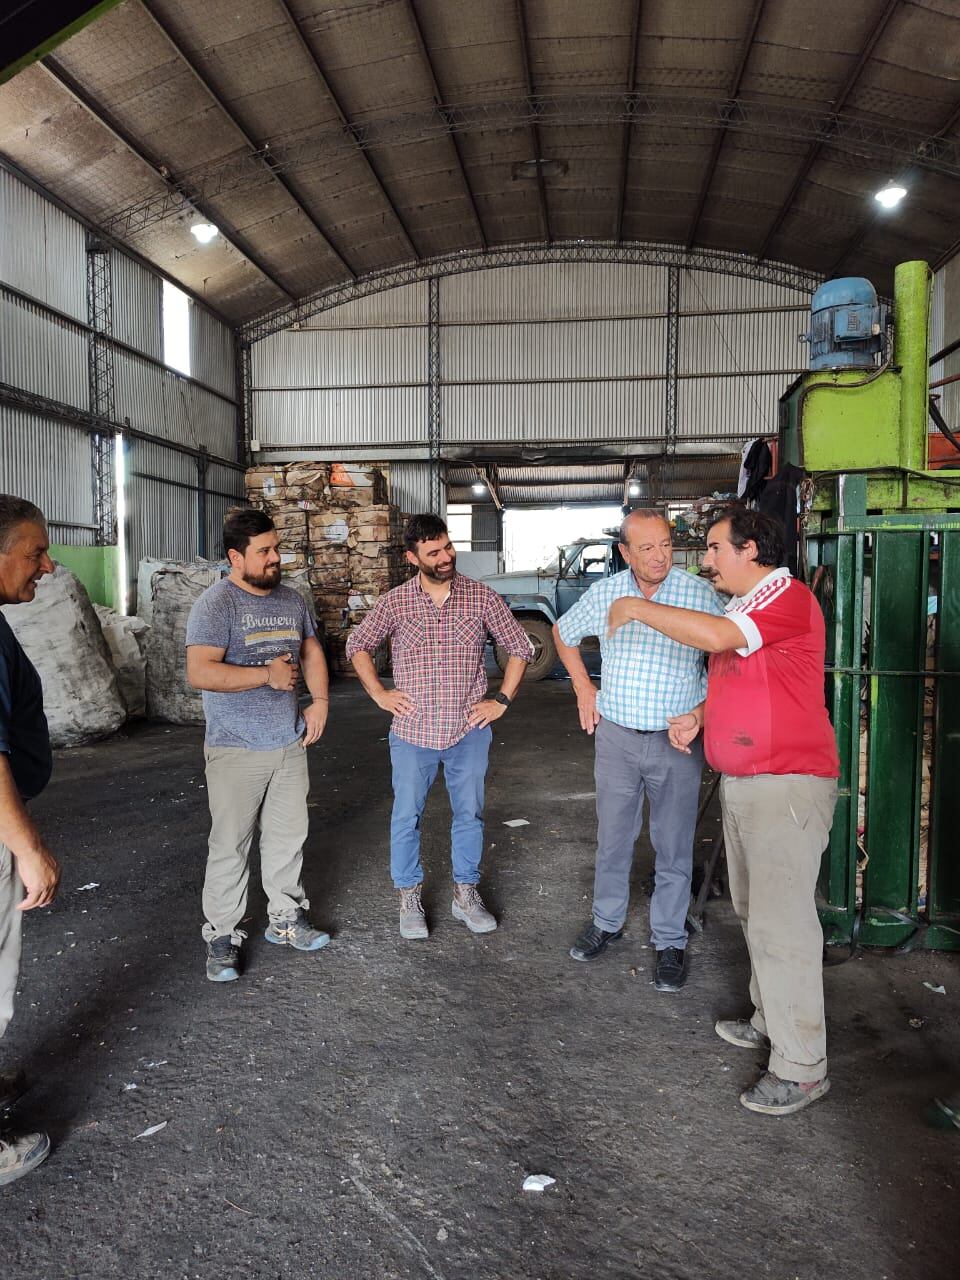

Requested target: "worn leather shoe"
[
  {"left": 569, "top": 922, "right": 623, "bottom": 962},
  {"left": 654, "top": 946, "right": 687, "bottom": 991}
]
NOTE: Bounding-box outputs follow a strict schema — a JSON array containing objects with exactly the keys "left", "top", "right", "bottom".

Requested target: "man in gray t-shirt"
[{"left": 186, "top": 508, "right": 330, "bottom": 983}]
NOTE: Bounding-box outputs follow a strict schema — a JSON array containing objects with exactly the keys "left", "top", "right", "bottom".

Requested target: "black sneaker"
[
  {"left": 569, "top": 922, "right": 624, "bottom": 962},
  {"left": 654, "top": 947, "right": 687, "bottom": 991},
  {"left": 206, "top": 935, "right": 241, "bottom": 983},
  {"left": 0, "top": 1069, "right": 27, "bottom": 1112}
]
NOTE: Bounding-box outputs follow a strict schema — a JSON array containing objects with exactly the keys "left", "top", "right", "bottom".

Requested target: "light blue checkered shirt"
[{"left": 557, "top": 567, "right": 725, "bottom": 730}]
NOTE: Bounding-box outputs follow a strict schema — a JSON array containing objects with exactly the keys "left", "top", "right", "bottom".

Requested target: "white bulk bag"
[
  {"left": 1, "top": 565, "right": 126, "bottom": 747},
  {"left": 94, "top": 606, "right": 149, "bottom": 719}
]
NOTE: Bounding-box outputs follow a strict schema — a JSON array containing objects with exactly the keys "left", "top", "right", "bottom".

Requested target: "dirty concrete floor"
[{"left": 1, "top": 677, "right": 958, "bottom": 1280}]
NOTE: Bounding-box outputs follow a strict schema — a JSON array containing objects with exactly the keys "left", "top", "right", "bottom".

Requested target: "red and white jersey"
[{"left": 704, "top": 568, "right": 839, "bottom": 778}]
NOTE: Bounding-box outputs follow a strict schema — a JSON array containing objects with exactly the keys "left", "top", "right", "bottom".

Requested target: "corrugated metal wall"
[
  {"left": 389, "top": 461, "right": 435, "bottom": 516},
  {"left": 932, "top": 258, "right": 960, "bottom": 434},
  {"left": 0, "top": 167, "right": 242, "bottom": 576},
  {"left": 249, "top": 262, "right": 810, "bottom": 458}
]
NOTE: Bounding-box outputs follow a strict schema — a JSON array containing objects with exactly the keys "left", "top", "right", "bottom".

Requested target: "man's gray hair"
[
  {"left": 0, "top": 494, "right": 46, "bottom": 553},
  {"left": 619, "top": 507, "right": 670, "bottom": 545}
]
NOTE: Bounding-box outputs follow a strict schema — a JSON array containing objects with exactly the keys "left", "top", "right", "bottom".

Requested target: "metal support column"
[
  {"left": 427, "top": 275, "right": 442, "bottom": 514},
  {"left": 236, "top": 342, "right": 252, "bottom": 464},
  {"left": 197, "top": 448, "right": 209, "bottom": 559},
  {"left": 85, "top": 232, "right": 117, "bottom": 544},
  {"left": 665, "top": 265, "right": 680, "bottom": 453}
]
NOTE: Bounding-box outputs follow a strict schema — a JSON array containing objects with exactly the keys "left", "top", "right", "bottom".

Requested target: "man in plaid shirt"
[
  {"left": 554, "top": 509, "right": 723, "bottom": 991},
  {"left": 346, "top": 514, "right": 531, "bottom": 940}
]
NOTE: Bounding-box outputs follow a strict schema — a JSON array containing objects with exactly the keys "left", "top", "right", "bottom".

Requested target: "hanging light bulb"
[{"left": 874, "top": 181, "right": 907, "bottom": 210}]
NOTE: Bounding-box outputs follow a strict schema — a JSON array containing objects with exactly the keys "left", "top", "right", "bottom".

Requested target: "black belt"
[{"left": 630, "top": 728, "right": 663, "bottom": 734}]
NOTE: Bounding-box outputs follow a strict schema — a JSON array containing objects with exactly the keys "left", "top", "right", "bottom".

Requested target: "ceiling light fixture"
[
  {"left": 874, "top": 181, "right": 907, "bottom": 210},
  {"left": 628, "top": 482, "right": 641, "bottom": 497},
  {"left": 190, "top": 222, "right": 219, "bottom": 244},
  {"left": 472, "top": 481, "right": 487, "bottom": 495}
]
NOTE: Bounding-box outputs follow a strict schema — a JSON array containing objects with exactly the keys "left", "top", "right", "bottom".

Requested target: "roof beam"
[
  {"left": 40, "top": 56, "right": 297, "bottom": 303},
  {"left": 138, "top": 0, "right": 355, "bottom": 280},
  {"left": 515, "top": 0, "right": 550, "bottom": 243},
  {"left": 685, "top": 0, "right": 766, "bottom": 250},
  {"left": 275, "top": 0, "right": 420, "bottom": 261},
  {"left": 404, "top": 0, "right": 487, "bottom": 250},
  {"left": 830, "top": 96, "right": 960, "bottom": 276},
  {"left": 756, "top": 0, "right": 902, "bottom": 262},
  {"left": 477, "top": 465, "right": 503, "bottom": 510},
  {"left": 615, "top": 0, "right": 643, "bottom": 242}
]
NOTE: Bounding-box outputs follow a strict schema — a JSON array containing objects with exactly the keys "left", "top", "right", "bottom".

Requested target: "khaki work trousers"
[
  {"left": 0, "top": 841, "right": 23, "bottom": 1041},
  {"left": 202, "top": 742, "right": 311, "bottom": 942},
  {"left": 720, "top": 773, "right": 838, "bottom": 1085}
]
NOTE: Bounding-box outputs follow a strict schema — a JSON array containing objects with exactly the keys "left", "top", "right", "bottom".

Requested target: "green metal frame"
[{"left": 808, "top": 507, "right": 960, "bottom": 951}]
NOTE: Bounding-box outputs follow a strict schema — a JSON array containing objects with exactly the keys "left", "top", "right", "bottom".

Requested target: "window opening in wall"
[
  {"left": 446, "top": 504, "right": 472, "bottom": 551},
  {"left": 162, "top": 279, "right": 191, "bottom": 376},
  {"left": 502, "top": 506, "right": 621, "bottom": 572}
]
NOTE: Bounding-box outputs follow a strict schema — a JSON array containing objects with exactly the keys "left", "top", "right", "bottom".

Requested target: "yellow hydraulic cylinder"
[{"left": 893, "top": 260, "right": 932, "bottom": 472}]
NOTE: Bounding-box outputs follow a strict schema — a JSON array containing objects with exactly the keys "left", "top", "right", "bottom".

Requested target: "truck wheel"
[{"left": 495, "top": 617, "right": 557, "bottom": 681}]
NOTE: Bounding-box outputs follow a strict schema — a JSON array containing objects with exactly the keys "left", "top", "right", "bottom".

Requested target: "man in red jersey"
[{"left": 608, "top": 506, "right": 838, "bottom": 1116}]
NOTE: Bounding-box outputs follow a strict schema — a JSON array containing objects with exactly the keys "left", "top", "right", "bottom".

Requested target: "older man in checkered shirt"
[
  {"left": 347, "top": 514, "right": 531, "bottom": 940},
  {"left": 554, "top": 509, "right": 724, "bottom": 991}
]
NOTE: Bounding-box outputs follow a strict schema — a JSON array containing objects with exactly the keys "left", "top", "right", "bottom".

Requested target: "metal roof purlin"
[
  {"left": 137, "top": 0, "right": 356, "bottom": 282},
  {"left": 274, "top": 0, "right": 420, "bottom": 262},
  {"left": 756, "top": 0, "right": 902, "bottom": 263},
  {"left": 515, "top": 0, "right": 551, "bottom": 243},
  {"left": 685, "top": 0, "right": 767, "bottom": 251},
  {"left": 404, "top": 0, "right": 487, "bottom": 251},
  {"left": 39, "top": 57, "right": 297, "bottom": 303},
  {"left": 101, "top": 95, "right": 960, "bottom": 240},
  {"left": 614, "top": 0, "right": 642, "bottom": 243},
  {"left": 246, "top": 240, "right": 823, "bottom": 345}
]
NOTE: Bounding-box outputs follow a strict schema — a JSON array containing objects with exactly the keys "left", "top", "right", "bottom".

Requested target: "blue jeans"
[{"left": 388, "top": 727, "right": 492, "bottom": 888}]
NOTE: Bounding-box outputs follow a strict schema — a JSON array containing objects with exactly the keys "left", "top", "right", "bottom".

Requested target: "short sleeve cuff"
[
  {"left": 727, "top": 611, "right": 763, "bottom": 657},
  {"left": 556, "top": 616, "right": 582, "bottom": 647}
]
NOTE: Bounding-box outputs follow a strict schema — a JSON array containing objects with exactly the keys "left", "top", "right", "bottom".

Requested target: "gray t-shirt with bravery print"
[{"left": 185, "top": 578, "right": 317, "bottom": 750}]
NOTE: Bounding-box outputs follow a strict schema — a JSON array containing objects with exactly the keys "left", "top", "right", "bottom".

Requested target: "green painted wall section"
[
  {"left": 49, "top": 544, "right": 120, "bottom": 609},
  {"left": 1, "top": 1, "right": 125, "bottom": 87}
]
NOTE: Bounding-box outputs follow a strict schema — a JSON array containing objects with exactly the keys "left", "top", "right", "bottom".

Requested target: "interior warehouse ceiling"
[{"left": 1, "top": 0, "right": 959, "bottom": 328}]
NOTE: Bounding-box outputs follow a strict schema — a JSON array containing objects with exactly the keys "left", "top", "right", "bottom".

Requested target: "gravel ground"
[{"left": 1, "top": 677, "right": 957, "bottom": 1279}]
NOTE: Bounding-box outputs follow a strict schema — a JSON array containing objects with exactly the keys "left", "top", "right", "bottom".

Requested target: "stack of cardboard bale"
[{"left": 245, "top": 462, "right": 410, "bottom": 673}]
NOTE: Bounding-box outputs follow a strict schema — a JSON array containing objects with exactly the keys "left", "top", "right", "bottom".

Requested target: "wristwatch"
[{"left": 493, "top": 691, "right": 511, "bottom": 708}]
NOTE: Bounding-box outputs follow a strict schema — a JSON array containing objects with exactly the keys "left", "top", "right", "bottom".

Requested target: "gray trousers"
[
  {"left": 202, "top": 742, "right": 311, "bottom": 942},
  {"left": 592, "top": 717, "right": 703, "bottom": 949},
  {"left": 0, "top": 842, "right": 22, "bottom": 1041},
  {"left": 721, "top": 773, "right": 837, "bottom": 1084}
]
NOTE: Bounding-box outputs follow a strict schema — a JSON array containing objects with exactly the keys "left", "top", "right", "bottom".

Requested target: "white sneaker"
[
  {"left": 399, "top": 885, "right": 428, "bottom": 940},
  {"left": 452, "top": 883, "right": 498, "bottom": 934},
  {"left": 0, "top": 1130, "right": 50, "bottom": 1186}
]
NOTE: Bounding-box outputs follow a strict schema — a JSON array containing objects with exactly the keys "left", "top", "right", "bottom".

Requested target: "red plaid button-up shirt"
[{"left": 345, "top": 573, "right": 533, "bottom": 750}]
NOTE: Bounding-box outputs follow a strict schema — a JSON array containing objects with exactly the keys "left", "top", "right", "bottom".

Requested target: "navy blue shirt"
[{"left": 0, "top": 613, "right": 52, "bottom": 800}]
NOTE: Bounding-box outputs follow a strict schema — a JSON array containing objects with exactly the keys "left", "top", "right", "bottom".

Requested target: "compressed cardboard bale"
[
  {"left": 268, "top": 509, "right": 310, "bottom": 537},
  {"left": 278, "top": 551, "right": 308, "bottom": 572},
  {"left": 309, "top": 511, "right": 351, "bottom": 545},
  {"left": 284, "top": 463, "right": 330, "bottom": 496},
  {"left": 245, "top": 466, "right": 286, "bottom": 500},
  {"left": 327, "top": 464, "right": 388, "bottom": 507}
]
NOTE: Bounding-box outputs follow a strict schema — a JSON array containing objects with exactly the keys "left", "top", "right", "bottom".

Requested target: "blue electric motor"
[{"left": 802, "top": 277, "right": 883, "bottom": 370}]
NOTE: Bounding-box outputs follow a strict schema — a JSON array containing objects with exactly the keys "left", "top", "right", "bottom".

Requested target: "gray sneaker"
[
  {"left": 0, "top": 1130, "right": 50, "bottom": 1186},
  {"left": 452, "top": 883, "right": 497, "bottom": 934},
  {"left": 739, "top": 1070, "right": 831, "bottom": 1116},
  {"left": 206, "top": 934, "right": 242, "bottom": 983},
  {"left": 715, "top": 1018, "right": 770, "bottom": 1050},
  {"left": 399, "top": 885, "right": 428, "bottom": 940},
  {"left": 265, "top": 909, "right": 330, "bottom": 952}
]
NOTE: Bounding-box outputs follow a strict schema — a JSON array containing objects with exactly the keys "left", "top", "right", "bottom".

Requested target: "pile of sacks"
[{"left": 246, "top": 462, "right": 409, "bottom": 673}]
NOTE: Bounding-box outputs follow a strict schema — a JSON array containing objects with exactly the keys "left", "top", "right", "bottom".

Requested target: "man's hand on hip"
[
  {"left": 667, "top": 711, "right": 701, "bottom": 754},
  {"left": 301, "top": 700, "right": 328, "bottom": 747},
  {"left": 573, "top": 681, "right": 601, "bottom": 735},
  {"left": 374, "top": 688, "right": 416, "bottom": 717},
  {"left": 266, "top": 654, "right": 299, "bottom": 691},
  {"left": 15, "top": 845, "right": 60, "bottom": 910},
  {"left": 467, "top": 699, "right": 506, "bottom": 729}
]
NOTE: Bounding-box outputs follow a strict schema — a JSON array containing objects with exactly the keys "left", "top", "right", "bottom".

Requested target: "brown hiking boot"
[
  {"left": 399, "top": 885, "right": 428, "bottom": 940},
  {"left": 452, "top": 883, "right": 497, "bottom": 934}
]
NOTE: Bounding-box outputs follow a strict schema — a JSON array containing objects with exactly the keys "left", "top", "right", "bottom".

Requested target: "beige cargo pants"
[
  {"left": 720, "top": 773, "right": 838, "bottom": 1085},
  {"left": 0, "top": 842, "right": 23, "bottom": 1040},
  {"left": 201, "top": 742, "right": 311, "bottom": 942}
]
